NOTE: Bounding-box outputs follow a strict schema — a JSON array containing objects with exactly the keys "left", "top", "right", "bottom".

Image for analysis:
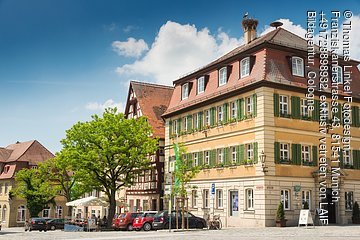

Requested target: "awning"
[{"left": 66, "top": 196, "right": 127, "bottom": 207}]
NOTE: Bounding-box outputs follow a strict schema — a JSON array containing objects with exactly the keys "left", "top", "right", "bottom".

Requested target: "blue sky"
[{"left": 1, "top": 0, "right": 359, "bottom": 153}]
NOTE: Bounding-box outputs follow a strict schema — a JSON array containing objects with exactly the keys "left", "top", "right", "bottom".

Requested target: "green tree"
[
  {"left": 173, "top": 143, "right": 200, "bottom": 229},
  {"left": 38, "top": 150, "right": 95, "bottom": 216},
  {"left": 61, "top": 108, "right": 158, "bottom": 226},
  {"left": 13, "top": 168, "right": 57, "bottom": 217}
]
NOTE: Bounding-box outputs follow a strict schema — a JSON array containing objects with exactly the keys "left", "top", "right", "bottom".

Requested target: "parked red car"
[
  {"left": 112, "top": 212, "right": 142, "bottom": 231},
  {"left": 133, "top": 211, "right": 157, "bottom": 231}
]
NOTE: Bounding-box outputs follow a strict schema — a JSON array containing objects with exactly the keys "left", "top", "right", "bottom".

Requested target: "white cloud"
[
  {"left": 115, "top": 21, "right": 242, "bottom": 85},
  {"left": 112, "top": 38, "right": 149, "bottom": 58},
  {"left": 86, "top": 99, "right": 124, "bottom": 112},
  {"left": 260, "top": 18, "right": 307, "bottom": 38}
]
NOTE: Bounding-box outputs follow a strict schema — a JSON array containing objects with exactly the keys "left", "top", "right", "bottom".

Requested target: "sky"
[{"left": 1, "top": 0, "right": 360, "bottom": 153}]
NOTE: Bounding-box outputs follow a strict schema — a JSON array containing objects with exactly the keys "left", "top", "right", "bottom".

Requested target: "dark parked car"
[
  {"left": 25, "top": 218, "right": 48, "bottom": 232},
  {"left": 152, "top": 210, "right": 207, "bottom": 230},
  {"left": 112, "top": 212, "right": 142, "bottom": 231},
  {"left": 133, "top": 211, "right": 158, "bottom": 231},
  {"left": 47, "top": 218, "right": 65, "bottom": 230}
]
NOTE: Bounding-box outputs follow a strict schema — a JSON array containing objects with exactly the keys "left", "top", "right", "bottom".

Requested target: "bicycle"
[{"left": 208, "top": 214, "right": 222, "bottom": 230}]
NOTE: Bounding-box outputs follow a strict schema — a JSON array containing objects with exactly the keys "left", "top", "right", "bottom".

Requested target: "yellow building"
[
  {"left": 162, "top": 19, "right": 360, "bottom": 227},
  {"left": 0, "top": 140, "right": 68, "bottom": 227}
]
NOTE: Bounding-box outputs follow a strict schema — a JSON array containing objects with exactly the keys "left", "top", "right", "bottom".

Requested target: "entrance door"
[
  {"left": 229, "top": 191, "right": 239, "bottom": 217},
  {"left": 326, "top": 188, "right": 336, "bottom": 223}
]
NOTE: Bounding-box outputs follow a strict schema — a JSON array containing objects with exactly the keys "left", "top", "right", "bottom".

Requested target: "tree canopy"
[{"left": 61, "top": 108, "right": 158, "bottom": 225}]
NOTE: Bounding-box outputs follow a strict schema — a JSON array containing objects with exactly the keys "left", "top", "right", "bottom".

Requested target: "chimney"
[{"left": 242, "top": 17, "right": 258, "bottom": 44}]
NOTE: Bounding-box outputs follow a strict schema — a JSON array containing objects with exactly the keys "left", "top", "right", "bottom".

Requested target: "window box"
[
  {"left": 241, "top": 159, "right": 255, "bottom": 166},
  {"left": 344, "top": 164, "right": 355, "bottom": 169},
  {"left": 302, "top": 161, "right": 315, "bottom": 166},
  {"left": 215, "top": 163, "right": 225, "bottom": 169},
  {"left": 279, "top": 159, "right": 292, "bottom": 164},
  {"left": 301, "top": 115, "right": 311, "bottom": 121},
  {"left": 279, "top": 113, "right": 291, "bottom": 118}
]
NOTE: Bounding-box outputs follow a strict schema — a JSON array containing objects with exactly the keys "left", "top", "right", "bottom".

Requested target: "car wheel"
[
  {"left": 143, "top": 222, "right": 151, "bottom": 231},
  {"left": 196, "top": 222, "right": 204, "bottom": 229},
  {"left": 50, "top": 225, "right": 56, "bottom": 230},
  {"left": 127, "top": 224, "right": 133, "bottom": 231}
]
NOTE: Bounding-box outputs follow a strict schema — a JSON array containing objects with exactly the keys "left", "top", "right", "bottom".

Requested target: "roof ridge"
[{"left": 130, "top": 80, "right": 173, "bottom": 89}]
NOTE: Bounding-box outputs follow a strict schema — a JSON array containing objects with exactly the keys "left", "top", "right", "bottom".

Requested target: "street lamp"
[{"left": 259, "top": 150, "right": 268, "bottom": 173}]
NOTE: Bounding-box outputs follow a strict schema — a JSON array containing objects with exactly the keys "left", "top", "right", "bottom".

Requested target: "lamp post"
[{"left": 260, "top": 150, "right": 268, "bottom": 173}]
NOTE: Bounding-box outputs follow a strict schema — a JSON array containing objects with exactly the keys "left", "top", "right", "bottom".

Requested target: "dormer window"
[
  {"left": 292, "top": 56, "right": 304, "bottom": 77},
  {"left": 181, "top": 83, "right": 189, "bottom": 100},
  {"left": 336, "top": 66, "right": 343, "bottom": 84},
  {"left": 3, "top": 166, "right": 10, "bottom": 174},
  {"left": 197, "top": 76, "right": 205, "bottom": 94},
  {"left": 240, "top": 57, "right": 250, "bottom": 78},
  {"left": 218, "top": 67, "right": 227, "bottom": 86}
]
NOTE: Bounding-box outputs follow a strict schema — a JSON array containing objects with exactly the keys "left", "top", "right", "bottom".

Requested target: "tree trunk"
[
  {"left": 107, "top": 190, "right": 116, "bottom": 228},
  {"left": 66, "top": 193, "right": 72, "bottom": 218}
]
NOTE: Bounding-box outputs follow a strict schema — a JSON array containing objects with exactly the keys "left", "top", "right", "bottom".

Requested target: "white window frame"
[
  {"left": 181, "top": 83, "right": 189, "bottom": 100},
  {"left": 218, "top": 67, "right": 227, "bottom": 86},
  {"left": 292, "top": 56, "right": 304, "bottom": 77},
  {"left": 173, "top": 120, "right": 177, "bottom": 135},
  {"left": 345, "top": 191, "right": 354, "bottom": 210},
  {"left": 281, "top": 189, "right": 291, "bottom": 210},
  {"left": 301, "top": 145, "right": 311, "bottom": 162},
  {"left": 280, "top": 143, "right": 289, "bottom": 161},
  {"left": 246, "top": 143, "right": 254, "bottom": 160},
  {"left": 231, "top": 146, "right": 237, "bottom": 163},
  {"left": 336, "top": 66, "right": 343, "bottom": 84},
  {"left": 245, "top": 188, "right": 254, "bottom": 210},
  {"left": 218, "top": 105, "right": 223, "bottom": 122},
  {"left": 17, "top": 205, "right": 26, "bottom": 222},
  {"left": 193, "top": 113, "right": 198, "bottom": 130},
  {"left": 203, "top": 189, "right": 209, "bottom": 208},
  {"left": 217, "top": 148, "right": 223, "bottom": 164},
  {"left": 205, "top": 109, "right": 210, "bottom": 126},
  {"left": 246, "top": 96, "right": 253, "bottom": 115},
  {"left": 230, "top": 101, "right": 237, "bottom": 119},
  {"left": 183, "top": 116, "right": 188, "bottom": 132},
  {"left": 279, "top": 95, "right": 288, "bottom": 115},
  {"left": 197, "top": 76, "right": 205, "bottom": 94},
  {"left": 216, "top": 189, "right": 223, "bottom": 208},
  {"left": 42, "top": 207, "right": 50, "bottom": 218},
  {"left": 344, "top": 150, "right": 353, "bottom": 166},
  {"left": 204, "top": 151, "right": 210, "bottom": 165},
  {"left": 240, "top": 57, "right": 250, "bottom": 78},
  {"left": 191, "top": 190, "right": 197, "bottom": 208},
  {"left": 301, "top": 190, "right": 311, "bottom": 209},
  {"left": 193, "top": 152, "right": 199, "bottom": 167},
  {"left": 301, "top": 99, "right": 309, "bottom": 117}
]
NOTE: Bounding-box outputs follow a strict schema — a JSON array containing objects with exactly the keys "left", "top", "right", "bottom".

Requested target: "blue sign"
[{"left": 211, "top": 183, "right": 215, "bottom": 195}]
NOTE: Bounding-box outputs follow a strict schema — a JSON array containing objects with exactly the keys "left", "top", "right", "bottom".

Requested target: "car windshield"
[
  {"left": 119, "top": 213, "right": 126, "bottom": 218},
  {"left": 154, "top": 211, "right": 165, "bottom": 218}
]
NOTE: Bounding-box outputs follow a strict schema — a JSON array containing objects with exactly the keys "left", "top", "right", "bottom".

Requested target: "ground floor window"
[
  {"left": 281, "top": 189, "right": 290, "bottom": 210},
  {"left": 191, "top": 190, "right": 197, "bottom": 208},
  {"left": 301, "top": 190, "right": 311, "bottom": 209},
  {"left": 216, "top": 189, "right": 223, "bottom": 208},
  {"left": 2, "top": 205, "right": 6, "bottom": 221},
  {"left": 17, "top": 205, "right": 26, "bottom": 222},
  {"left": 42, "top": 207, "right": 50, "bottom": 218},
  {"left": 245, "top": 188, "right": 254, "bottom": 210},
  {"left": 229, "top": 190, "right": 239, "bottom": 216},
  {"left": 56, "top": 206, "right": 63, "bottom": 218},
  {"left": 203, "top": 189, "right": 209, "bottom": 208},
  {"left": 345, "top": 191, "right": 354, "bottom": 210}
]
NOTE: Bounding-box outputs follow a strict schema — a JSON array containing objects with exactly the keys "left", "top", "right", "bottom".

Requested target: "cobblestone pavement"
[{"left": 0, "top": 226, "right": 360, "bottom": 240}]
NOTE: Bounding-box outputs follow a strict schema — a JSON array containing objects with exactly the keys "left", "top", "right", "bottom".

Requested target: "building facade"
[
  {"left": 0, "top": 140, "right": 68, "bottom": 227},
  {"left": 162, "top": 19, "right": 360, "bottom": 227},
  {"left": 124, "top": 81, "right": 173, "bottom": 212}
]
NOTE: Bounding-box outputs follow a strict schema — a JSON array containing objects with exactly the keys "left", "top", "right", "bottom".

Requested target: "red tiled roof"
[
  {"left": 5, "top": 140, "right": 35, "bottom": 162},
  {"left": 163, "top": 27, "right": 360, "bottom": 117},
  {"left": 0, "top": 165, "right": 16, "bottom": 179},
  {"left": 127, "top": 81, "right": 174, "bottom": 138}
]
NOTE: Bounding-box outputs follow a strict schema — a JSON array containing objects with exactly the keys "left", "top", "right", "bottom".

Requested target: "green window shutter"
[
  {"left": 210, "top": 107, "right": 216, "bottom": 127},
  {"left": 339, "top": 149, "right": 344, "bottom": 168},
  {"left": 177, "top": 118, "right": 182, "bottom": 134},
  {"left": 198, "top": 151, "right": 203, "bottom": 166},
  {"left": 352, "top": 150, "right": 357, "bottom": 169},
  {"left": 352, "top": 106, "right": 360, "bottom": 127},
  {"left": 210, "top": 149, "right": 216, "bottom": 166},
  {"left": 223, "top": 103, "right": 228, "bottom": 123},
  {"left": 240, "top": 98, "right": 245, "bottom": 120},
  {"left": 312, "top": 146, "right": 318, "bottom": 166},
  {"left": 199, "top": 112, "right": 203, "bottom": 129},
  {"left": 334, "top": 104, "right": 342, "bottom": 124},
  {"left": 187, "top": 115, "right": 192, "bottom": 131},
  {"left": 236, "top": 145, "right": 240, "bottom": 163},
  {"left": 252, "top": 94, "right": 257, "bottom": 117},
  {"left": 169, "top": 120, "right": 173, "bottom": 137},
  {"left": 357, "top": 107, "right": 360, "bottom": 127},
  {"left": 274, "top": 142, "right": 280, "bottom": 163},
  {"left": 291, "top": 96, "right": 300, "bottom": 119},
  {"left": 236, "top": 99, "right": 241, "bottom": 120},
  {"left": 239, "top": 144, "right": 244, "bottom": 163},
  {"left": 187, "top": 153, "right": 193, "bottom": 168},
  {"left": 253, "top": 142, "right": 258, "bottom": 163},
  {"left": 312, "top": 100, "right": 320, "bottom": 122},
  {"left": 297, "top": 144, "right": 301, "bottom": 165},
  {"left": 291, "top": 144, "right": 297, "bottom": 165},
  {"left": 274, "top": 93, "right": 279, "bottom": 117}
]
